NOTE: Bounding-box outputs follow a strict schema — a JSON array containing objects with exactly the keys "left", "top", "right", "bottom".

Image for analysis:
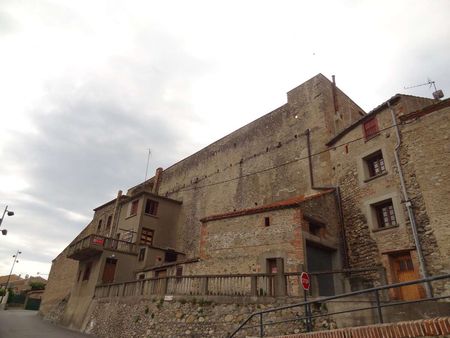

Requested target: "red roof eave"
[{"left": 200, "top": 189, "right": 334, "bottom": 223}]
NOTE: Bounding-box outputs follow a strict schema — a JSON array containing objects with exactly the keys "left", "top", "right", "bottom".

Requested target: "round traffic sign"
[{"left": 301, "top": 272, "right": 310, "bottom": 290}]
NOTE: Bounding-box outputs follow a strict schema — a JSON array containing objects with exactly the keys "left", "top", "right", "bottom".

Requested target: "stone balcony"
[{"left": 67, "top": 234, "right": 138, "bottom": 261}]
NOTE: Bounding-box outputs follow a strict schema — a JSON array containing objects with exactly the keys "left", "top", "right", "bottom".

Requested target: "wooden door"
[
  {"left": 102, "top": 258, "right": 117, "bottom": 284},
  {"left": 306, "top": 243, "right": 335, "bottom": 296},
  {"left": 392, "top": 254, "right": 423, "bottom": 300}
]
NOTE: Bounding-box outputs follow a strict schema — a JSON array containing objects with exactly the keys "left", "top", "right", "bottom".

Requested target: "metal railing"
[
  {"left": 67, "top": 234, "right": 138, "bottom": 257},
  {"left": 228, "top": 273, "right": 450, "bottom": 337}
]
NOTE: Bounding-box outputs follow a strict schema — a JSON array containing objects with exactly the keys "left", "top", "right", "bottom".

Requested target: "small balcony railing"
[{"left": 67, "top": 234, "right": 138, "bottom": 260}]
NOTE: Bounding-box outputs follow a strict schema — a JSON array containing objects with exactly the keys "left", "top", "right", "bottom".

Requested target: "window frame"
[
  {"left": 144, "top": 199, "right": 159, "bottom": 216},
  {"left": 97, "top": 219, "right": 103, "bottom": 232},
  {"left": 82, "top": 262, "right": 92, "bottom": 281},
  {"left": 373, "top": 199, "right": 397, "bottom": 229},
  {"left": 129, "top": 199, "right": 139, "bottom": 217},
  {"left": 138, "top": 247, "right": 146, "bottom": 262},
  {"left": 140, "top": 227, "right": 154, "bottom": 246},
  {"left": 363, "top": 117, "right": 380, "bottom": 140},
  {"left": 363, "top": 150, "right": 387, "bottom": 180}
]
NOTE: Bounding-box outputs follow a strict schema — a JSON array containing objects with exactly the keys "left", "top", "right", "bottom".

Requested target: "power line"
[{"left": 167, "top": 121, "right": 409, "bottom": 194}]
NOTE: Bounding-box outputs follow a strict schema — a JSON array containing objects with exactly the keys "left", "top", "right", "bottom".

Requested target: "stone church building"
[{"left": 40, "top": 74, "right": 450, "bottom": 330}]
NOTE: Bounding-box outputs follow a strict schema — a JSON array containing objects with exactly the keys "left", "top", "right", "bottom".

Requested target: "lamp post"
[
  {"left": 0, "top": 205, "right": 14, "bottom": 236},
  {"left": 0, "top": 250, "right": 22, "bottom": 304}
]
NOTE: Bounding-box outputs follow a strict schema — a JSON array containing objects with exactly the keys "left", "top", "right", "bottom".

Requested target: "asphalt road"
[{"left": 0, "top": 309, "right": 92, "bottom": 338}]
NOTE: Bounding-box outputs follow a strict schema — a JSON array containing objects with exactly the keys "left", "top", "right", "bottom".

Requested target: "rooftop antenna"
[
  {"left": 144, "top": 148, "right": 151, "bottom": 182},
  {"left": 404, "top": 78, "right": 444, "bottom": 100}
]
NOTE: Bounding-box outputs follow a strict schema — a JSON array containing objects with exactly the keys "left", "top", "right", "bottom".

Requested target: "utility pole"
[{"left": 0, "top": 250, "right": 22, "bottom": 304}]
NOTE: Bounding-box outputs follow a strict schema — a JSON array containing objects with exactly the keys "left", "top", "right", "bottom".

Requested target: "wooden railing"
[
  {"left": 94, "top": 268, "right": 385, "bottom": 300},
  {"left": 67, "top": 234, "right": 138, "bottom": 258}
]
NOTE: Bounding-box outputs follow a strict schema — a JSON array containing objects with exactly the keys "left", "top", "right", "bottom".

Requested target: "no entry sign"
[{"left": 301, "top": 272, "right": 310, "bottom": 290}]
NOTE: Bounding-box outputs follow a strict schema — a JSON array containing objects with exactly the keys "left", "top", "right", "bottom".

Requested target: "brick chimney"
[{"left": 152, "top": 168, "right": 163, "bottom": 195}]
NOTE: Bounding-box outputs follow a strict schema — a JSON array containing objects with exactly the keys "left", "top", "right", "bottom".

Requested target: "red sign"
[
  {"left": 92, "top": 237, "right": 104, "bottom": 246},
  {"left": 301, "top": 272, "right": 310, "bottom": 290}
]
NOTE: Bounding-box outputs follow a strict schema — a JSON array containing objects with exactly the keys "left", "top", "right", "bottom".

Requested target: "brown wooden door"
[
  {"left": 102, "top": 258, "right": 117, "bottom": 284},
  {"left": 392, "top": 254, "right": 423, "bottom": 300}
]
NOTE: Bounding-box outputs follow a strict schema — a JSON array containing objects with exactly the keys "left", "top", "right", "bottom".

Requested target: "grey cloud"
[{"left": 1, "top": 29, "right": 207, "bottom": 272}]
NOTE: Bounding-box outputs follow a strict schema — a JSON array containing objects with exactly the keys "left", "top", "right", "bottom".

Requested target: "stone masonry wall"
[
  {"left": 85, "top": 297, "right": 333, "bottom": 338},
  {"left": 399, "top": 105, "right": 450, "bottom": 294},
  {"left": 39, "top": 248, "right": 78, "bottom": 318},
  {"left": 157, "top": 74, "right": 363, "bottom": 258}
]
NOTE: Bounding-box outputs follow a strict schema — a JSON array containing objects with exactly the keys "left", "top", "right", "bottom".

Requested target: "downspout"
[
  {"left": 306, "top": 129, "right": 349, "bottom": 268},
  {"left": 388, "top": 102, "right": 432, "bottom": 297}
]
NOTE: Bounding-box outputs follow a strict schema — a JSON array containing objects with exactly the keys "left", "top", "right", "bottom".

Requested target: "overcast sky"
[{"left": 0, "top": 0, "right": 449, "bottom": 277}]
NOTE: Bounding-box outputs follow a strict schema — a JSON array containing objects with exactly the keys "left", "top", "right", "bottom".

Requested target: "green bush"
[{"left": 30, "top": 282, "right": 46, "bottom": 290}]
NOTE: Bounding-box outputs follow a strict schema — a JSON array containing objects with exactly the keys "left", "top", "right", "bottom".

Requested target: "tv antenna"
[
  {"left": 404, "top": 78, "right": 444, "bottom": 99},
  {"left": 144, "top": 148, "right": 151, "bottom": 182}
]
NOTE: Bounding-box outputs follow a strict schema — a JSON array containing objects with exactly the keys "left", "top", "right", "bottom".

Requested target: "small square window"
[
  {"left": 364, "top": 150, "right": 386, "bottom": 178},
  {"left": 363, "top": 118, "right": 379, "bottom": 140},
  {"left": 145, "top": 199, "right": 159, "bottom": 216},
  {"left": 374, "top": 199, "right": 397, "bottom": 228},
  {"left": 129, "top": 200, "right": 139, "bottom": 216},
  {"left": 140, "top": 228, "right": 154, "bottom": 245}
]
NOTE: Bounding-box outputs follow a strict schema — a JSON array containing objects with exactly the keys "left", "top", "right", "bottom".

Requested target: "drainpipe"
[
  {"left": 388, "top": 102, "right": 432, "bottom": 297},
  {"left": 306, "top": 129, "right": 349, "bottom": 268}
]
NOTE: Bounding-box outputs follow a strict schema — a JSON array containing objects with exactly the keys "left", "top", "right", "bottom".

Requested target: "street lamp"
[
  {"left": 0, "top": 250, "right": 22, "bottom": 304},
  {"left": 0, "top": 205, "right": 14, "bottom": 236}
]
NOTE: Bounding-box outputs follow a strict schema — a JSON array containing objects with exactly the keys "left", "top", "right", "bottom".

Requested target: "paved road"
[{"left": 0, "top": 309, "right": 92, "bottom": 338}]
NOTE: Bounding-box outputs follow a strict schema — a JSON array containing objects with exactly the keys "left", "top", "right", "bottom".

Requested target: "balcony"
[{"left": 67, "top": 234, "right": 138, "bottom": 261}]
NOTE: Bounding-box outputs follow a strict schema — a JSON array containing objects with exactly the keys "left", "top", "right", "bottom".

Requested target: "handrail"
[
  {"left": 68, "top": 234, "right": 138, "bottom": 256},
  {"left": 228, "top": 273, "right": 450, "bottom": 337}
]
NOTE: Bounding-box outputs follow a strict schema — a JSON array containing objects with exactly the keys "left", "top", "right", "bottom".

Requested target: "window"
[
  {"left": 97, "top": 219, "right": 103, "bottom": 232},
  {"left": 308, "top": 220, "right": 325, "bottom": 237},
  {"left": 145, "top": 199, "right": 159, "bottom": 216},
  {"left": 374, "top": 199, "right": 397, "bottom": 228},
  {"left": 129, "top": 200, "right": 139, "bottom": 216},
  {"left": 363, "top": 118, "right": 379, "bottom": 140},
  {"left": 82, "top": 262, "right": 92, "bottom": 281},
  {"left": 138, "top": 248, "right": 146, "bottom": 262},
  {"left": 138, "top": 274, "right": 145, "bottom": 280},
  {"left": 364, "top": 150, "right": 386, "bottom": 178},
  {"left": 176, "top": 266, "right": 183, "bottom": 277},
  {"left": 106, "top": 215, "right": 112, "bottom": 229},
  {"left": 264, "top": 217, "right": 270, "bottom": 227},
  {"left": 140, "top": 228, "right": 154, "bottom": 245},
  {"left": 164, "top": 250, "right": 177, "bottom": 262}
]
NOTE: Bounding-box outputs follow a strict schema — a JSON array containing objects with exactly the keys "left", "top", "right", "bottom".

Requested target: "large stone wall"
[
  {"left": 39, "top": 248, "right": 78, "bottom": 318},
  {"left": 157, "top": 74, "right": 363, "bottom": 257},
  {"left": 84, "top": 297, "right": 338, "bottom": 338},
  {"left": 399, "top": 105, "right": 450, "bottom": 294}
]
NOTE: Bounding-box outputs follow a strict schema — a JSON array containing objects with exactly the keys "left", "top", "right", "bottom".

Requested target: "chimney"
[
  {"left": 331, "top": 75, "right": 339, "bottom": 114},
  {"left": 152, "top": 168, "right": 164, "bottom": 195}
]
